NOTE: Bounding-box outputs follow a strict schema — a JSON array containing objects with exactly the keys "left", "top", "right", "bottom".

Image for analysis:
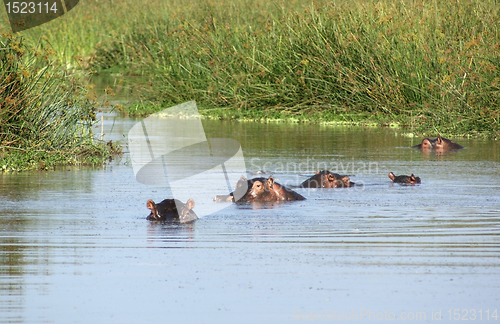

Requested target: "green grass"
[
  {"left": 0, "top": 34, "right": 118, "bottom": 172},
  {"left": 3, "top": 0, "right": 498, "bottom": 139},
  {"left": 125, "top": 100, "right": 400, "bottom": 126},
  {"left": 90, "top": 0, "right": 499, "bottom": 138},
  {"left": 0, "top": 0, "right": 152, "bottom": 69}
]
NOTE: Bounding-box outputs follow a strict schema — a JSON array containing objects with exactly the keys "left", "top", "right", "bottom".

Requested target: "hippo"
[
  {"left": 146, "top": 198, "right": 197, "bottom": 223},
  {"left": 299, "top": 170, "right": 355, "bottom": 188},
  {"left": 388, "top": 172, "right": 421, "bottom": 184},
  {"left": 214, "top": 176, "right": 305, "bottom": 203},
  {"left": 412, "top": 135, "right": 464, "bottom": 151}
]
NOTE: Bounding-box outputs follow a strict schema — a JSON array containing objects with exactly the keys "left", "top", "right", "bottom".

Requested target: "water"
[{"left": 1, "top": 114, "right": 499, "bottom": 323}]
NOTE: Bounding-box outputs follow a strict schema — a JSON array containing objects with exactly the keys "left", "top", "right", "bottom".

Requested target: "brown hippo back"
[
  {"left": 266, "top": 176, "right": 306, "bottom": 201},
  {"left": 218, "top": 176, "right": 305, "bottom": 202},
  {"left": 412, "top": 136, "right": 464, "bottom": 151}
]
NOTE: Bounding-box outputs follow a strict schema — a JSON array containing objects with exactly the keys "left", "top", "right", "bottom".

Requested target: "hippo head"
[
  {"left": 244, "top": 176, "right": 276, "bottom": 201},
  {"left": 316, "top": 171, "right": 353, "bottom": 188},
  {"left": 333, "top": 175, "right": 352, "bottom": 188},
  {"left": 414, "top": 135, "right": 464, "bottom": 152},
  {"left": 409, "top": 174, "right": 421, "bottom": 184},
  {"left": 323, "top": 171, "right": 337, "bottom": 188},
  {"left": 313, "top": 170, "right": 340, "bottom": 188},
  {"left": 146, "top": 198, "right": 197, "bottom": 222},
  {"left": 389, "top": 172, "right": 421, "bottom": 184},
  {"left": 247, "top": 179, "right": 266, "bottom": 198}
]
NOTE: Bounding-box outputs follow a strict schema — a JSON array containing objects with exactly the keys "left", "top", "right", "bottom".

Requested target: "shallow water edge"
[{"left": 0, "top": 116, "right": 499, "bottom": 323}]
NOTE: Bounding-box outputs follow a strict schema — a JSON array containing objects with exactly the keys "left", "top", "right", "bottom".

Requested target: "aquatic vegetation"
[
  {"left": 0, "top": 34, "right": 117, "bottom": 172},
  {"left": 6, "top": 0, "right": 498, "bottom": 138},
  {"left": 87, "top": 0, "right": 499, "bottom": 138}
]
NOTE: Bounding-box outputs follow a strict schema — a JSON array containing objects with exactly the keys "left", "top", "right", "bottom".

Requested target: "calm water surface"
[{"left": 1, "top": 113, "right": 499, "bottom": 324}]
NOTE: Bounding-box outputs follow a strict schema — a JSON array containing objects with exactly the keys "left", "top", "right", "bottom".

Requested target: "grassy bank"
[
  {"left": 4, "top": 0, "right": 498, "bottom": 139},
  {"left": 0, "top": 34, "right": 118, "bottom": 172},
  {"left": 86, "top": 0, "right": 499, "bottom": 138},
  {"left": 0, "top": 0, "right": 151, "bottom": 69}
]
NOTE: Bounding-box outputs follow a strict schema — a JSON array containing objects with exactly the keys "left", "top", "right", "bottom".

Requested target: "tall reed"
[
  {"left": 87, "top": 0, "right": 499, "bottom": 137},
  {"left": 8, "top": 0, "right": 496, "bottom": 137},
  {"left": 0, "top": 34, "right": 114, "bottom": 171}
]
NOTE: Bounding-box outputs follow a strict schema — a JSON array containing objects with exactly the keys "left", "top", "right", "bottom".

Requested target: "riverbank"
[
  {"left": 124, "top": 101, "right": 495, "bottom": 139},
  {"left": 86, "top": 0, "right": 499, "bottom": 139},
  {"left": 0, "top": 34, "right": 119, "bottom": 172},
  {"left": 4, "top": 0, "right": 499, "bottom": 141}
]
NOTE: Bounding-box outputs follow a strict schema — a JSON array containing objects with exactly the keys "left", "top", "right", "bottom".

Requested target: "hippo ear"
[
  {"left": 236, "top": 177, "right": 246, "bottom": 188},
  {"left": 147, "top": 200, "right": 155, "bottom": 210},
  {"left": 410, "top": 174, "right": 416, "bottom": 181},
  {"left": 436, "top": 136, "right": 443, "bottom": 144},
  {"left": 315, "top": 170, "right": 320, "bottom": 174},
  {"left": 266, "top": 176, "right": 274, "bottom": 188},
  {"left": 186, "top": 199, "right": 195, "bottom": 210},
  {"left": 327, "top": 173, "right": 335, "bottom": 181},
  {"left": 388, "top": 172, "right": 395, "bottom": 181}
]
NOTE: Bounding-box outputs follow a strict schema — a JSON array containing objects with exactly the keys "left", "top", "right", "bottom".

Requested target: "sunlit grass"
[
  {"left": 89, "top": 0, "right": 499, "bottom": 137},
  {"left": 0, "top": 34, "right": 117, "bottom": 172},
  {"left": 2, "top": 0, "right": 498, "bottom": 138}
]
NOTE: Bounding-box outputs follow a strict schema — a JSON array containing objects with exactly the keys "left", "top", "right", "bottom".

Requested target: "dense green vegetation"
[
  {"left": 1, "top": 0, "right": 498, "bottom": 172},
  {"left": 84, "top": 0, "right": 499, "bottom": 138},
  {"left": 0, "top": 34, "right": 118, "bottom": 172}
]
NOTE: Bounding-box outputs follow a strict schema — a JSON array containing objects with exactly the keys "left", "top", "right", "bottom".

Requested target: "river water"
[{"left": 1, "top": 110, "right": 499, "bottom": 323}]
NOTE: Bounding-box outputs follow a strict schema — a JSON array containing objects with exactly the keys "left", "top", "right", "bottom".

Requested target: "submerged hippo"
[
  {"left": 214, "top": 176, "right": 305, "bottom": 203},
  {"left": 146, "top": 198, "right": 197, "bottom": 223},
  {"left": 299, "top": 170, "right": 355, "bottom": 188},
  {"left": 412, "top": 136, "right": 464, "bottom": 151},
  {"left": 388, "top": 172, "right": 421, "bottom": 184}
]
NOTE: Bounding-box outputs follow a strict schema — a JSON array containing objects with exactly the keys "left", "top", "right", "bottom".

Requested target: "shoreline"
[{"left": 124, "top": 103, "right": 496, "bottom": 139}]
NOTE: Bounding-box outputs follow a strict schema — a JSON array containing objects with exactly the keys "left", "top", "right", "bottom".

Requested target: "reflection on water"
[
  {"left": 1, "top": 116, "right": 499, "bottom": 323},
  {"left": 88, "top": 74, "right": 149, "bottom": 104}
]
